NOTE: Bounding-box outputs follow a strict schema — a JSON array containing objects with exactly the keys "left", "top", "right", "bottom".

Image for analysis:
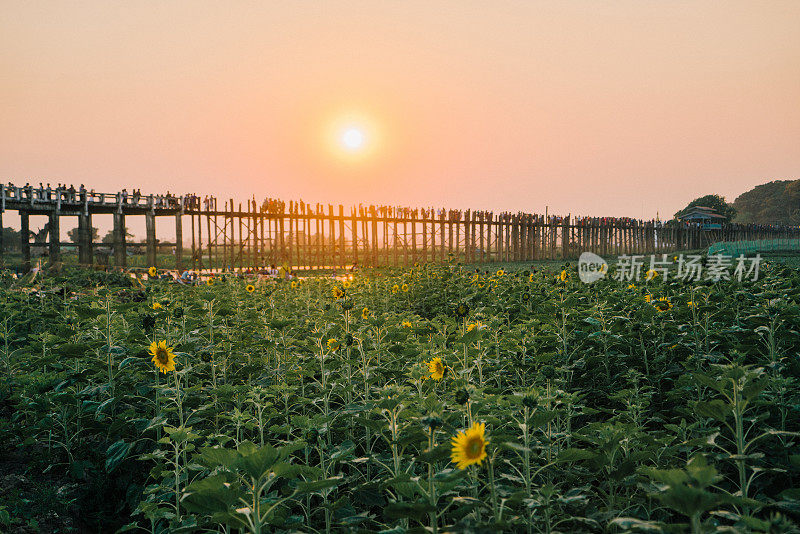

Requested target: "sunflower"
[
  {"left": 645, "top": 269, "right": 659, "bottom": 281},
  {"left": 332, "top": 286, "right": 344, "bottom": 299},
  {"left": 688, "top": 301, "right": 696, "bottom": 308},
  {"left": 148, "top": 266, "right": 157, "bottom": 277},
  {"left": 559, "top": 270, "right": 568, "bottom": 282},
  {"left": 152, "top": 302, "right": 163, "bottom": 310},
  {"left": 496, "top": 269, "right": 504, "bottom": 277},
  {"left": 401, "top": 284, "right": 409, "bottom": 293},
  {"left": 450, "top": 422, "right": 489, "bottom": 470},
  {"left": 402, "top": 320, "right": 413, "bottom": 328},
  {"left": 391, "top": 284, "right": 400, "bottom": 294},
  {"left": 246, "top": 284, "right": 255, "bottom": 293},
  {"left": 466, "top": 322, "right": 485, "bottom": 332},
  {"left": 342, "top": 279, "right": 351, "bottom": 289},
  {"left": 644, "top": 294, "right": 652, "bottom": 303},
  {"left": 290, "top": 281, "right": 298, "bottom": 289},
  {"left": 529, "top": 273, "right": 535, "bottom": 283},
  {"left": 627, "top": 283, "right": 636, "bottom": 290},
  {"left": 428, "top": 357, "right": 445, "bottom": 380},
  {"left": 361, "top": 306, "right": 370, "bottom": 320},
  {"left": 206, "top": 278, "right": 214, "bottom": 287},
  {"left": 654, "top": 297, "right": 673, "bottom": 312},
  {"left": 149, "top": 340, "right": 176, "bottom": 374},
  {"left": 327, "top": 338, "right": 339, "bottom": 351}
]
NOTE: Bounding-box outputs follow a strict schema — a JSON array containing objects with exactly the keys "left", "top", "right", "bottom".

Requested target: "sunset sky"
[{"left": 2, "top": 1, "right": 799, "bottom": 235}]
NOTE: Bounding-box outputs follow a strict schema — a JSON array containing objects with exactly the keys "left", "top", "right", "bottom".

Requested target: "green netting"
[{"left": 708, "top": 239, "right": 800, "bottom": 256}]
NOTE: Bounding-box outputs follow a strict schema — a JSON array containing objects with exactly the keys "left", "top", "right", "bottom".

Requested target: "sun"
[
  {"left": 324, "top": 112, "right": 380, "bottom": 162},
  {"left": 341, "top": 128, "right": 365, "bottom": 151}
]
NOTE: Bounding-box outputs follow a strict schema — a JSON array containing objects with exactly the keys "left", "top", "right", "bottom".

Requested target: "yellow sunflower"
[
  {"left": 451, "top": 422, "right": 489, "bottom": 470},
  {"left": 559, "top": 270, "right": 568, "bottom": 282},
  {"left": 654, "top": 297, "right": 673, "bottom": 312},
  {"left": 496, "top": 269, "right": 504, "bottom": 277},
  {"left": 688, "top": 301, "right": 696, "bottom": 308},
  {"left": 428, "top": 357, "right": 445, "bottom": 380},
  {"left": 149, "top": 340, "right": 176, "bottom": 374},
  {"left": 246, "top": 284, "right": 255, "bottom": 293},
  {"left": 152, "top": 302, "right": 163, "bottom": 310},
  {"left": 206, "top": 278, "right": 214, "bottom": 287},
  {"left": 327, "top": 338, "right": 339, "bottom": 351},
  {"left": 402, "top": 321, "right": 412, "bottom": 328},
  {"left": 401, "top": 284, "right": 409, "bottom": 293},
  {"left": 361, "top": 307, "right": 370, "bottom": 320},
  {"left": 627, "top": 283, "right": 636, "bottom": 289},
  {"left": 332, "top": 286, "right": 344, "bottom": 299},
  {"left": 644, "top": 294, "right": 652, "bottom": 303},
  {"left": 290, "top": 281, "right": 298, "bottom": 289},
  {"left": 148, "top": 266, "right": 157, "bottom": 277},
  {"left": 391, "top": 284, "right": 400, "bottom": 294},
  {"left": 466, "top": 322, "right": 485, "bottom": 332},
  {"left": 645, "top": 269, "right": 659, "bottom": 281},
  {"left": 528, "top": 273, "right": 535, "bottom": 283},
  {"left": 342, "top": 280, "right": 351, "bottom": 289}
]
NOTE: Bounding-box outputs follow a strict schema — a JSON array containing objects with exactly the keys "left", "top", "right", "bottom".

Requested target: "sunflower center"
[
  {"left": 156, "top": 348, "right": 169, "bottom": 365},
  {"left": 465, "top": 437, "right": 483, "bottom": 458}
]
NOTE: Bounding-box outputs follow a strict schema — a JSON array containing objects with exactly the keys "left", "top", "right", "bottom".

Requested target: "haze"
[{"left": 3, "top": 1, "right": 799, "bottom": 223}]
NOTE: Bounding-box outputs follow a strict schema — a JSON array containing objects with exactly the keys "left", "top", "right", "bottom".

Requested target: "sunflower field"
[{"left": 1, "top": 261, "right": 800, "bottom": 533}]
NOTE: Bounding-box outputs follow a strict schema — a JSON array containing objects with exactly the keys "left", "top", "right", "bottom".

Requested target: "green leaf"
[
  {"left": 106, "top": 439, "right": 131, "bottom": 473},
  {"left": 555, "top": 448, "right": 596, "bottom": 463}
]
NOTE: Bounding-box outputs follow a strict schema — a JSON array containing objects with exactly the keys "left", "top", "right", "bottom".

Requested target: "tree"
[
  {"left": 1, "top": 227, "right": 21, "bottom": 250},
  {"left": 102, "top": 228, "right": 134, "bottom": 244},
  {"left": 675, "top": 194, "right": 736, "bottom": 222},
  {"left": 733, "top": 179, "right": 799, "bottom": 225},
  {"left": 67, "top": 226, "right": 99, "bottom": 243}
]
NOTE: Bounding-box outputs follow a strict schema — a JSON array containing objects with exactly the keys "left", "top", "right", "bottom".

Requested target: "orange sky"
[{"left": 2, "top": 1, "right": 799, "bottom": 228}]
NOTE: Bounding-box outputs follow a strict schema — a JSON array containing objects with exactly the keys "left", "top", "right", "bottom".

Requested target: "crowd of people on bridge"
[{"left": 2, "top": 183, "right": 184, "bottom": 209}]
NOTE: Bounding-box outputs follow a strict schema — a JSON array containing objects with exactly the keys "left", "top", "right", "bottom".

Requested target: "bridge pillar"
[
  {"left": 113, "top": 212, "right": 126, "bottom": 268},
  {"left": 48, "top": 210, "right": 60, "bottom": 267},
  {"left": 21, "top": 211, "right": 30, "bottom": 272},
  {"left": 146, "top": 210, "right": 156, "bottom": 268},
  {"left": 175, "top": 211, "right": 183, "bottom": 272},
  {"left": 78, "top": 212, "right": 93, "bottom": 265}
]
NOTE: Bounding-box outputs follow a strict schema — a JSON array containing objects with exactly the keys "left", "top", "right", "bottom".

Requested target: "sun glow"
[
  {"left": 341, "top": 128, "right": 365, "bottom": 150},
  {"left": 325, "top": 112, "right": 380, "bottom": 161}
]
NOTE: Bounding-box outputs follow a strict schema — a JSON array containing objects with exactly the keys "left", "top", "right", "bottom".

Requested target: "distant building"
[{"left": 676, "top": 206, "right": 726, "bottom": 230}]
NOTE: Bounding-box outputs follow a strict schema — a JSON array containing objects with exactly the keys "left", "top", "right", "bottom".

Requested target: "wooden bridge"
[{"left": 1, "top": 183, "right": 797, "bottom": 272}]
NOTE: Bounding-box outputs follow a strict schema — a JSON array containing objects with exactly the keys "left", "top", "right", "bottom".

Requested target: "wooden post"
[
  {"left": 371, "top": 207, "right": 379, "bottom": 267},
  {"left": 48, "top": 208, "right": 60, "bottom": 267},
  {"left": 328, "top": 205, "right": 335, "bottom": 270},
  {"left": 479, "top": 213, "right": 485, "bottom": 263},
  {"left": 439, "top": 210, "right": 446, "bottom": 262},
  {"left": 411, "top": 211, "right": 418, "bottom": 265},
  {"left": 338, "top": 205, "right": 345, "bottom": 269},
  {"left": 393, "top": 208, "right": 399, "bottom": 267},
  {"left": 175, "top": 210, "right": 183, "bottom": 272},
  {"left": 78, "top": 211, "right": 93, "bottom": 265},
  {"left": 146, "top": 209, "right": 157, "bottom": 268},
  {"left": 114, "top": 211, "right": 127, "bottom": 268},
  {"left": 420, "top": 210, "right": 427, "bottom": 264},
  {"left": 351, "top": 207, "right": 358, "bottom": 267},
  {"left": 20, "top": 211, "right": 30, "bottom": 272}
]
